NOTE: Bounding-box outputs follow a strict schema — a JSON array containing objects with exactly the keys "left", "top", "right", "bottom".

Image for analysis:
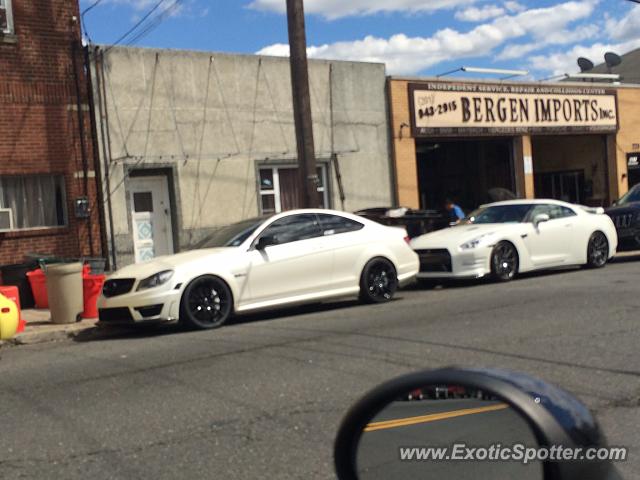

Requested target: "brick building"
[{"left": 0, "top": 0, "right": 103, "bottom": 267}]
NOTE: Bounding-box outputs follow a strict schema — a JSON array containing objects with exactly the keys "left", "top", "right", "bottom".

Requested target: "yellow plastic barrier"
[{"left": 0, "top": 293, "right": 19, "bottom": 340}]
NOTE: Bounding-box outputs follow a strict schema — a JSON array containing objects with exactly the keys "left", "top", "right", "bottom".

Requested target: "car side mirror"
[
  {"left": 533, "top": 214, "right": 550, "bottom": 228},
  {"left": 612, "top": 200, "right": 618, "bottom": 207},
  {"left": 255, "top": 234, "right": 278, "bottom": 250},
  {"left": 334, "top": 368, "right": 622, "bottom": 480}
]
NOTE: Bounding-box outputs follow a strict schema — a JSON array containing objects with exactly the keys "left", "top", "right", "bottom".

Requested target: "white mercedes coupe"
[
  {"left": 411, "top": 200, "right": 617, "bottom": 282},
  {"left": 98, "top": 209, "right": 419, "bottom": 329}
]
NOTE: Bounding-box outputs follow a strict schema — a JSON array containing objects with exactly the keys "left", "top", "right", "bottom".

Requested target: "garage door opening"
[
  {"left": 416, "top": 138, "right": 515, "bottom": 213},
  {"left": 532, "top": 135, "right": 608, "bottom": 206}
]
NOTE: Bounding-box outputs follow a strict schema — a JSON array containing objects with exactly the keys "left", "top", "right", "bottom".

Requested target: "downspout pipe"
[
  {"left": 94, "top": 47, "right": 118, "bottom": 271},
  {"left": 71, "top": 38, "right": 95, "bottom": 256},
  {"left": 83, "top": 44, "right": 109, "bottom": 267}
]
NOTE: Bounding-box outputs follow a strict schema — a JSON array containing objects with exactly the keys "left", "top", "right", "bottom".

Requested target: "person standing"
[{"left": 444, "top": 198, "right": 465, "bottom": 224}]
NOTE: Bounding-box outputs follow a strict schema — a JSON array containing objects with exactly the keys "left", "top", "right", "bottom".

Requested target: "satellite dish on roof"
[
  {"left": 577, "top": 57, "right": 594, "bottom": 72},
  {"left": 604, "top": 52, "right": 622, "bottom": 69}
]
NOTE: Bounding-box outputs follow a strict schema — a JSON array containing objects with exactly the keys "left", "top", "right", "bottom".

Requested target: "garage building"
[{"left": 388, "top": 77, "right": 640, "bottom": 214}]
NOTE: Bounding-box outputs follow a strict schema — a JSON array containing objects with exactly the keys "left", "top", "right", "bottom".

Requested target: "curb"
[
  {"left": 11, "top": 328, "right": 84, "bottom": 346},
  {"left": 3, "top": 323, "right": 133, "bottom": 347}
]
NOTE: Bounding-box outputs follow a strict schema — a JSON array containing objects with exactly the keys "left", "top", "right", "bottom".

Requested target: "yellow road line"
[{"left": 364, "top": 403, "right": 509, "bottom": 432}]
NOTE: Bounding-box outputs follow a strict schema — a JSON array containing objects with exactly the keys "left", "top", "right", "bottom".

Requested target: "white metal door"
[{"left": 129, "top": 176, "right": 174, "bottom": 263}]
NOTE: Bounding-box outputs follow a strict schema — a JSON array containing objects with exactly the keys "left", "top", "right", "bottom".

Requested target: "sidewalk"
[{"left": 5, "top": 309, "right": 101, "bottom": 346}]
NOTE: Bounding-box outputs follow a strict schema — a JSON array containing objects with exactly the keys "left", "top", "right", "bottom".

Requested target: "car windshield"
[
  {"left": 467, "top": 204, "right": 532, "bottom": 224},
  {"left": 194, "top": 217, "right": 267, "bottom": 249},
  {"left": 616, "top": 185, "right": 640, "bottom": 205}
]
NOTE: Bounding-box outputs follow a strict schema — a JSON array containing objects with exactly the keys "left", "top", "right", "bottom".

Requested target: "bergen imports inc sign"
[{"left": 409, "top": 82, "right": 618, "bottom": 136}]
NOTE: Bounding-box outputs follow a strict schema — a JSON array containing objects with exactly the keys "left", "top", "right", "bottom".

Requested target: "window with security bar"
[
  {"left": 0, "top": 176, "right": 67, "bottom": 230},
  {"left": 258, "top": 164, "right": 329, "bottom": 214},
  {"left": 0, "top": 0, "right": 13, "bottom": 34}
]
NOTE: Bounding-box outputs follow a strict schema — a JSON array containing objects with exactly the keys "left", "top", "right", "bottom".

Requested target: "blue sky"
[{"left": 80, "top": 0, "right": 640, "bottom": 78}]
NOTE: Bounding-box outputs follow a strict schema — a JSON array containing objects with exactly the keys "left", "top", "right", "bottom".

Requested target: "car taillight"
[{"left": 404, "top": 236, "right": 411, "bottom": 245}]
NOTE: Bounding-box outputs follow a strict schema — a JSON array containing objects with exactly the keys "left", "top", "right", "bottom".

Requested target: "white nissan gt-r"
[
  {"left": 98, "top": 209, "right": 419, "bottom": 330},
  {"left": 411, "top": 199, "right": 617, "bottom": 282}
]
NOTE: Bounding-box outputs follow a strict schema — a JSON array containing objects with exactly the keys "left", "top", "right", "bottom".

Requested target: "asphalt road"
[
  {"left": 358, "top": 399, "right": 542, "bottom": 479},
  {"left": 1, "top": 255, "right": 640, "bottom": 479}
]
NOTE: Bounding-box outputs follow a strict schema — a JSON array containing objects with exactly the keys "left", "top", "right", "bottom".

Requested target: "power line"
[
  {"left": 125, "top": 0, "right": 183, "bottom": 47},
  {"left": 80, "top": 0, "right": 105, "bottom": 43},
  {"left": 81, "top": 0, "right": 104, "bottom": 18},
  {"left": 104, "top": 0, "right": 168, "bottom": 52}
]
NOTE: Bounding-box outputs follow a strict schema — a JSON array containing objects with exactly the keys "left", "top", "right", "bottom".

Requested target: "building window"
[
  {"left": 259, "top": 164, "right": 329, "bottom": 214},
  {"left": 0, "top": 0, "right": 14, "bottom": 34},
  {"left": 534, "top": 170, "right": 585, "bottom": 205},
  {"left": 0, "top": 176, "right": 67, "bottom": 230}
]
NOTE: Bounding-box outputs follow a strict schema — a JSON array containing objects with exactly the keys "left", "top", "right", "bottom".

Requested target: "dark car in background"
[
  {"left": 355, "top": 190, "right": 518, "bottom": 238},
  {"left": 354, "top": 207, "right": 449, "bottom": 238},
  {"left": 606, "top": 184, "right": 640, "bottom": 251}
]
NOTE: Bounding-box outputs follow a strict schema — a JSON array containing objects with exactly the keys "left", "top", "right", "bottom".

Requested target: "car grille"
[
  {"left": 415, "top": 249, "right": 453, "bottom": 273},
  {"left": 612, "top": 213, "right": 637, "bottom": 230},
  {"left": 102, "top": 278, "right": 136, "bottom": 298},
  {"left": 98, "top": 307, "right": 134, "bottom": 323}
]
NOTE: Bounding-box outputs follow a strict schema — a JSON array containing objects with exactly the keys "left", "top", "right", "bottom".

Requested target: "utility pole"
[{"left": 286, "top": 0, "right": 319, "bottom": 208}]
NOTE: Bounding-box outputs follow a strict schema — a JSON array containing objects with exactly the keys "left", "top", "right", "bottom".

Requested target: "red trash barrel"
[
  {"left": 82, "top": 274, "right": 106, "bottom": 319},
  {"left": 26, "top": 269, "right": 48, "bottom": 309},
  {"left": 0, "top": 286, "right": 24, "bottom": 333}
]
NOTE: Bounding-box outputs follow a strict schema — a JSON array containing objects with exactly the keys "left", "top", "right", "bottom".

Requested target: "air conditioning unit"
[{"left": 0, "top": 208, "right": 14, "bottom": 232}]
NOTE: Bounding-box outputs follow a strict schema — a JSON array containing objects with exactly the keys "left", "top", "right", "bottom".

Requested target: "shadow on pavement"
[
  {"left": 72, "top": 297, "right": 384, "bottom": 343},
  {"left": 611, "top": 252, "right": 640, "bottom": 263},
  {"left": 73, "top": 322, "right": 183, "bottom": 343},
  {"left": 407, "top": 266, "right": 586, "bottom": 291}
]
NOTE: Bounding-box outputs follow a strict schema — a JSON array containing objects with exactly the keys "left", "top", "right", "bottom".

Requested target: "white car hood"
[
  {"left": 107, "top": 248, "right": 237, "bottom": 279},
  {"left": 411, "top": 224, "right": 521, "bottom": 249}
]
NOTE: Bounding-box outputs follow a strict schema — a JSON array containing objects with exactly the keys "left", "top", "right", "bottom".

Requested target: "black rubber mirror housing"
[{"left": 334, "top": 367, "right": 620, "bottom": 480}]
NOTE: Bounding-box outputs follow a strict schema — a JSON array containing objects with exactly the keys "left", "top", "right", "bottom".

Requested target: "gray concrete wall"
[{"left": 92, "top": 46, "right": 392, "bottom": 266}]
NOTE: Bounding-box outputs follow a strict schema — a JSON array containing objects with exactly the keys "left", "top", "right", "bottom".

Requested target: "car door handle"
[{"left": 564, "top": 224, "right": 573, "bottom": 228}]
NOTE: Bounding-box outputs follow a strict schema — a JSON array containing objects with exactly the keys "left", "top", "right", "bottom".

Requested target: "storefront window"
[
  {"left": 0, "top": 175, "right": 67, "bottom": 230},
  {"left": 534, "top": 170, "right": 585, "bottom": 205},
  {"left": 258, "top": 165, "right": 328, "bottom": 214},
  {"left": 0, "top": 0, "right": 14, "bottom": 34}
]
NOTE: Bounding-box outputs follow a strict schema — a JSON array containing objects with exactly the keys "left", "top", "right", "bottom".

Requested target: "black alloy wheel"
[
  {"left": 586, "top": 231, "right": 609, "bottom": 269},
  {"left": 359, "top": 258, "right": 398, "bottom": 304},
  {"left": 490, "top": 241, "right": 519, "bottom": 282},
  {"left": 180, "top": 275, "right": 232, "bottom": 330}
]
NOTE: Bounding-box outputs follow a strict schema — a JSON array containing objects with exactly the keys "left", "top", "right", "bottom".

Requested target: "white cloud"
[
  {"left": 504, "top": 1, "right": 526, "bottom": 13},
  {"left": 606, "top": 5, "right": 640, "bottom": 41},
  {"left": 529, "top": 38, "right": 640, "bottom": 76},
  {"left": 248, "top": 0, "right": 480, "bottom": 20},
  {"left": 497, "top": 24, "right": 599, "bottom": 60},
  {"left": 257, "top": 1, "right": 600, "bottom": 75},
  {"left": 523, "top": 3, "right": 640, "bottom": 76},
  {"left": 455, "top": 5, "right": 505, "bottom": 23}
]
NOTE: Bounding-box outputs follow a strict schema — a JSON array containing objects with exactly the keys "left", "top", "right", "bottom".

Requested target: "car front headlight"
[
  {"left": 460, "top": 234, "right": 493, "bottom": 250},
  {"left": 137, "top": 270, "right": 174, "bottom": 291}
]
